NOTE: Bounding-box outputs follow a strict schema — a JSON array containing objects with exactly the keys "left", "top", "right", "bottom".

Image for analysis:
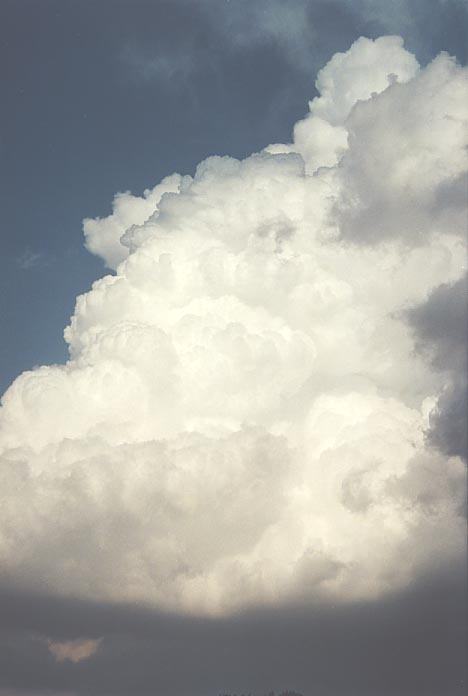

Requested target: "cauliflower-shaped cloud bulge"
[{"left": 0, "top": 36, "right": 466, "bottom": 616}]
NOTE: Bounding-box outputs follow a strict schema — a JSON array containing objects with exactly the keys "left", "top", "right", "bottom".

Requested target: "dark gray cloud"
[
  {"left": 429, "top": 382, "right": 467, "bottom": 461},
  {"left": 408, "top": 274, "right": 468, "bottom": 460},
  {"left": 0, "top": 562, "right": 466, "bottom": 696}
]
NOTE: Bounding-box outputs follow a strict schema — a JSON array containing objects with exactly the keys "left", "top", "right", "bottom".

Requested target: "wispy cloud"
[
  {"left": 121, "top": 43, "right": 194, "bottom": 84},
  {"left": 16, "top": 248, "right": 51, "bottom": 270}
]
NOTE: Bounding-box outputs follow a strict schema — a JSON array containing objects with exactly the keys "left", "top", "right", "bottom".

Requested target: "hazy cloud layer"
[
  {"left": 153, "top": 0, "right": 468, "bottom": 80},
  {"left": 0, "top": 566, "right": 466, "bottom": 696},
  {"left": 0, "top": 37, "right": 466, "bottom": 618}
]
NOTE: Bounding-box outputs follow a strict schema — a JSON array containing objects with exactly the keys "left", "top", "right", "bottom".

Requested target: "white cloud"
[
  {"left": 44, "top": 637, "right": 102, "bottom": 664},
  {"left": 0, "top": 36, "right": 466, "bottom": 616},
  {"left": 267, "top": 35, "right": 419, "bottom": 171},
  {"left": 83, "top": 174, "right": 184, "bottom": 269}
]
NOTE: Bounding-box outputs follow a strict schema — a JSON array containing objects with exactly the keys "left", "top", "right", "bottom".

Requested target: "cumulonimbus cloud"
[{"left": 0, "top": 36, "right": 466, "bottom": 616}]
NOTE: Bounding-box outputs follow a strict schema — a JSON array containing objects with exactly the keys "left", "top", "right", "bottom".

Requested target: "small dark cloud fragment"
[{"left": 407, "top": 273, "right": 467, "bottom": 460}]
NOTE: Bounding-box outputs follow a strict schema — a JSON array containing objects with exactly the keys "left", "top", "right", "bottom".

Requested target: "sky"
[{"left": 0, "top": 1, "right": 467, "bottom": 695}]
